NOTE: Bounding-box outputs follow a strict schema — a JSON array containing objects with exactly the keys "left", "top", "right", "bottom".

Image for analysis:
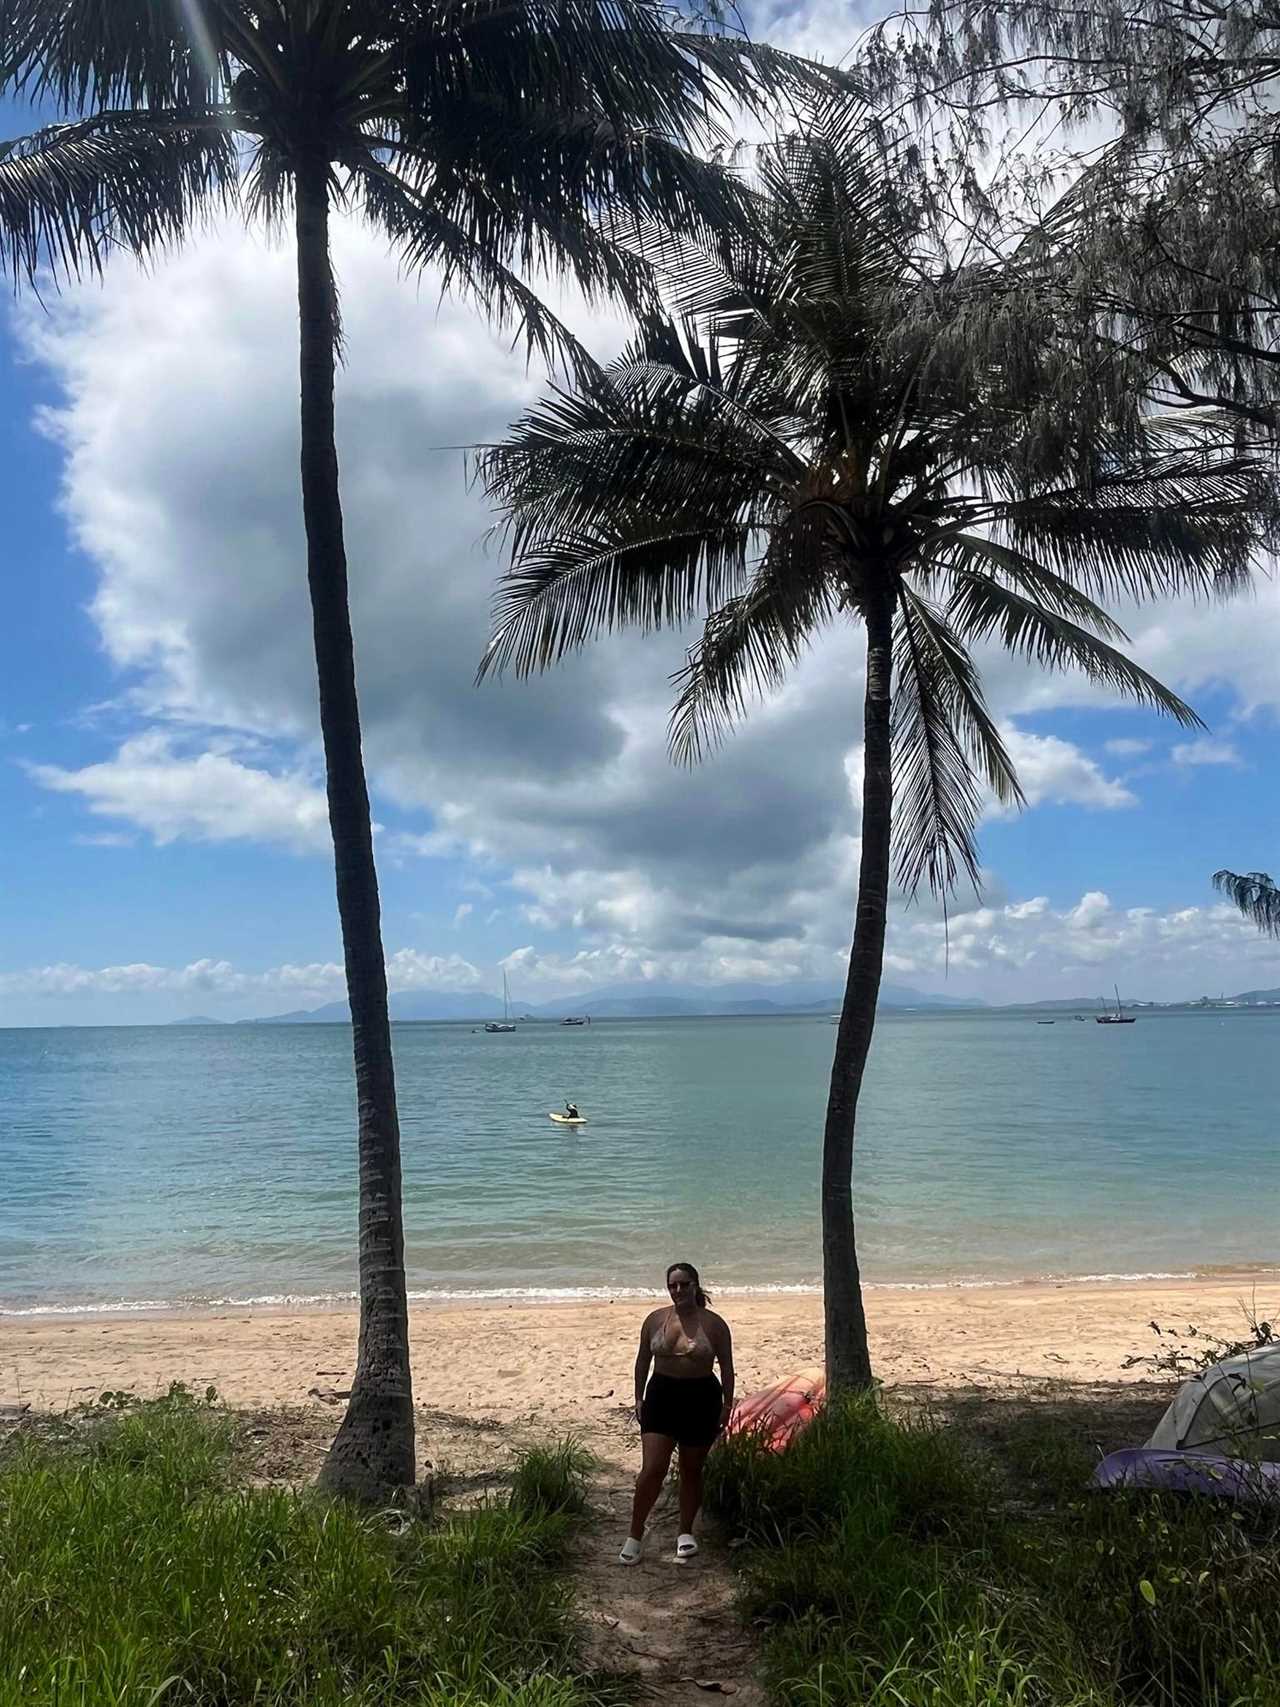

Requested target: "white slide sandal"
[
  {"left": 676, "top": 1533, "right": 698, "bottom": 1561},
  {"left": 618, "top": 1536, "right": 644, "bottom": 1565}
]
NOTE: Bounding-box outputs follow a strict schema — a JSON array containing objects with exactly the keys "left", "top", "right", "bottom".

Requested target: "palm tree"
[
  {"left": 1214, "top": 870, "right": 1280, "bottom": 937},
  {"left": 477, "top": 108, "right": 1272, "bottom": 1391},
  {"left": 0, "top": 1, "right": 834, "bottom": 1499}
]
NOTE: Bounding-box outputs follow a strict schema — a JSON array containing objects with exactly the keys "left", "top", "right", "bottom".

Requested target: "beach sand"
[{"left": 2, "top": 1274, "right": 1272, "bottom": 1473}]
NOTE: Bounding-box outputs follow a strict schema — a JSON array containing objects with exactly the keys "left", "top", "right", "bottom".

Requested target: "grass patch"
[
  {"left": 0, "top": 1389, "right": 619, "bottom": 1707},
  {"left": 509, "top": 1440, "right": 596, "bottom": 1519},
  {"left": 707, "top": 1392, "right": 1280, "bottom": 1706}
]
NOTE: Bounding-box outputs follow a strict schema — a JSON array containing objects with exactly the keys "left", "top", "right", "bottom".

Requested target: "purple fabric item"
[{"left": 1091, "top": 1448, "right": 1280, "bottom": 1504}]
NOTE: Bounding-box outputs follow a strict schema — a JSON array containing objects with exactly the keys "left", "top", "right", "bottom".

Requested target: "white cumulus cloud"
[
  {"left": 995, "top": 730, "right": 1136, "bottom": 813},
  {"left": 27, "top": 733, "right": 332, "bottom": 852},
  {"left": 0, "top": 947, "right": 483, "bottom": 1005}
]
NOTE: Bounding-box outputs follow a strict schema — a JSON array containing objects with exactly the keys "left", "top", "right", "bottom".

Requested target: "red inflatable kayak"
[{"left": 724, "top": 1367, "right": 826, "bottom": 1451}]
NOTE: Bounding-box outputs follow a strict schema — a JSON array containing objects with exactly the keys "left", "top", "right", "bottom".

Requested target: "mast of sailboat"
[
  {"left": 503, "top": 969, "right": 510, "bottom": 1023},
  {"left": 1114, "top": 983, "right": 1123, "bottom": 1018}
]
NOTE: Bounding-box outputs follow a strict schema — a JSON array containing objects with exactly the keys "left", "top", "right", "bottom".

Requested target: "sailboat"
[
  {"left": 1096, "top": 984, "right": 1136, "bottom": 1025},
  {"left": 485, "top": 971, "right": 517, "bottom": 1033}
]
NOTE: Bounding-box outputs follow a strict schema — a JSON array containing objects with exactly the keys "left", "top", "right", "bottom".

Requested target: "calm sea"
[{"left": 1, "top": 1011, "right": 1276, "bottom": 1314}]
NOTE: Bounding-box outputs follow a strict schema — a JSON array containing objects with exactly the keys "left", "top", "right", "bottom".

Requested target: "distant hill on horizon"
[
  {"left": 241, "top": 977, "right": 985, "bottom": 1025},
  {"left": 230, "top": 977, "right": 1280, "bottom": 1026}
]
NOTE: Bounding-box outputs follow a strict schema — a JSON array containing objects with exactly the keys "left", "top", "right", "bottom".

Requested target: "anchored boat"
[
  {"left": 1096, "top": 985, "right": 1136, "bottom": 1025},
  {"left": 485, "top": 971, "right": 517, "bottom": 1033}
]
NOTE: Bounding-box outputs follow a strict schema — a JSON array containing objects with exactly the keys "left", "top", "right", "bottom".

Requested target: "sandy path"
[{"left": 575, "top": 1462, "right": 764, "bottom": 1704}]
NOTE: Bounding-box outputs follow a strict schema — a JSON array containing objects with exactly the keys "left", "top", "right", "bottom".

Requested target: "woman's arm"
[
  {"left": 715, "top": 1318, "right": 735, "bottom": 1427},
  {"left": 634, "top": 1314, "right": 655, "bottom": 1425}
]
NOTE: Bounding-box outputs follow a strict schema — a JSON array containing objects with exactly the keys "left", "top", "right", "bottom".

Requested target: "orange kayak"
[{"left": 724, "top": 1366, "right": 826, "bottom": 1451}]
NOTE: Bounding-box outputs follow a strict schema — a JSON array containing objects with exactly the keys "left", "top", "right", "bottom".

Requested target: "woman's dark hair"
[{"left": 666, "top": 1262, "right": 708, "bottom": 1307}]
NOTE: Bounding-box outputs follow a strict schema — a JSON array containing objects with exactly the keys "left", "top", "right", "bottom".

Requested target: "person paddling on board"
[
  {"left": 619, "top": 1261, "right": 734, "bottom": 1567},
  {"left": 565, "top": 1100, "right": 580, "bottom": 1119}
]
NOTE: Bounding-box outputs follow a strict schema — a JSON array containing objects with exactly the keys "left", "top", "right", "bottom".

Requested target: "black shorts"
[{"left": 641, "top": 1373, "right": 723, "bottom": 1448}]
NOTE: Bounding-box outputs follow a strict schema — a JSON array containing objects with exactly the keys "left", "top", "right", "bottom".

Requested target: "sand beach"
[{"left": 3, "top": 1272, "right": 1272, "bottom": 1475}]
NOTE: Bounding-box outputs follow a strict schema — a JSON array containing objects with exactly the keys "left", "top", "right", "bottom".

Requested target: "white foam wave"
[{"left": 2, "top": 1267, "right": 1246, "bottom": 1318}]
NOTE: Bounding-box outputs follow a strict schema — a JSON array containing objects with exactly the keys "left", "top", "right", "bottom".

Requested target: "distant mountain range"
[
  {"left": 164, "top": 978, "right": 1280, "bottom": 1027},
  {"left": 229, "top": 977, "right": 984, "bottom": 1025}
]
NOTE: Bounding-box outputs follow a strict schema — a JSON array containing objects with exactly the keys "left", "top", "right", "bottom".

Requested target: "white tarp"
[{"left": 1146, "top": 1343, "right": 1280, "bottom": 1459}]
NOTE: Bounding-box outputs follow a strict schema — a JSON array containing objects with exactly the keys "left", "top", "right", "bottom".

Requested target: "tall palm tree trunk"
[
  {"left": 294, "top": 157, "right": 415, "bottom": 1500},
  {"left": 821, "top": 590, "right": 894, "bottom": 1392}
]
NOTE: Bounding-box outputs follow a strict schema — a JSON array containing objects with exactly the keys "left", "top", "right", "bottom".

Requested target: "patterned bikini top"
[{"left": 651, "top": 1308, "right": 713, "bottom": 1364}]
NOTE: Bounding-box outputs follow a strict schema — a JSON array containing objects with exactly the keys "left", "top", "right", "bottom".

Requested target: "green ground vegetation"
[
  {"left": 0, "top": 1388, "right": 618, "bottom": 1707},
  {"left": 707, "top": 1392, "right": 1280, "bottom": 1707}
]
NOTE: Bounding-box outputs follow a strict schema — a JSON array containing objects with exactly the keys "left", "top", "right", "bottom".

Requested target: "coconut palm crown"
[
  {"left": 478, "top": 106, "right": 1275, "bottom": 1391},
  {"left": 0, "top": 0, "right": 841, "bottom": 1501},
  {"left": 0, "top": 2, "right": 830, "bottom": 358}
]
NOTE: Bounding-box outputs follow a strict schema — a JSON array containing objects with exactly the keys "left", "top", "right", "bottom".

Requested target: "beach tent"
[
  {"left": 1146, "top": 1343, "right": 1280, "bottom": 1458},
  {"left": 1089, "top": 1344, "right": 1280, "bottom": 1504}
]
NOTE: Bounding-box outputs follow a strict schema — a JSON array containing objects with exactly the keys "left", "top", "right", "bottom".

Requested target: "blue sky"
[{"left": 2, "top": 55, "right": 1279, "bottom": 1026}]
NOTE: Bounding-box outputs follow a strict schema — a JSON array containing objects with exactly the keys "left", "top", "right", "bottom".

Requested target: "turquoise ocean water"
[{"left": 0, "top": 1010, "right": 1276, "bottom": 1314}]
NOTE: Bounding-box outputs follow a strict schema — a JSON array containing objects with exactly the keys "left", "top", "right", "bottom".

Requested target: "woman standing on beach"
[{"left": 620, "top": 1262, "right": 734, "bottom": 1564}]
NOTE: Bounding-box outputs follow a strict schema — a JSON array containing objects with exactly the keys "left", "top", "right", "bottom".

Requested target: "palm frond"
[
  {"left": 401, "top": 3, "right": 854, "bottom": 146},
  {"left": 927, "top": 533, "right": 1131, "bottom": 641},
  {"left": 944, "top": 550, "right": 1205, "bottom": 726},
  {"left": 625, "top": 214, "right": 777, "bottom": 341},
  {"left": 1213, "top": 869, "right": 1280, "bottom": 938},
  {"left": 1004, "top": 457, "right": 1266, "bottom": 603},
  {"left": 401, "top": 1, "right": 732, "bottom": 149},
  {"left": 762, "top": 99, "right": 910, "bottom": 302},
  {"left": 676, "top": 30, "right": 863, "bottom": 115},
  {"left": 893, "top": 589, "right": 1023, "bottom": 896},
  {"left": 0, "top": 0, "right": 218, "bottom": 109},
  {"left": 668, "top": 525, "right": 840, "bottom": 763},
  {"left": 0, "top": 109, "right": 236, "bottom": 280},
  {"left": 479, "top": 515, "right": 754, "bottom": 681},
  {"left": 391, "top": 98, "right": 761, "bottom": 293},
  {"left": 370, "top": 130, "right": 666, "bottom": 322},
  {"left": 478, "top": 336, "right": 794, "bottom": 552},
  {"left": 355, "top": 156, "right": 595, "bottom": 378}
]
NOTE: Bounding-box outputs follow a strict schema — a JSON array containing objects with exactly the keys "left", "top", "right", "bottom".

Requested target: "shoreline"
[
  {"left": 3, "top": 1274, "right": 1274, "bottom": 1448},
  {"left": 2, "top": 1263, "right": 1275, "bottom": 1324}
]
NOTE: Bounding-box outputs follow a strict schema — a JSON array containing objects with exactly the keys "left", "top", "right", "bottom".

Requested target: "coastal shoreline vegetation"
[
  {"left": 2, "top": 0, "right": 1280, "bottom": 1702},
  {"left": 0, "top": 0, "right": 841, "bottom": 1501}
]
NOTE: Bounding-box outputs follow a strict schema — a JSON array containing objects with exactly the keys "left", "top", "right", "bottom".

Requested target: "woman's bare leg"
[
  {"left": 629, "top": 1433, "right": 675, "bottom": 1540},
  {"left": 677, "top": 1444, "right": 711, "bottom": 1534}
]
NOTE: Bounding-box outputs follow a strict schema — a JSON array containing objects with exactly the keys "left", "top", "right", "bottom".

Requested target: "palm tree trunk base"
[
  {"left": 316, "top": 1390, "right": 416, "bottom": 1503},
  {"left": 825, "top": 1343, "right": 875, "bottom": 1394}
]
